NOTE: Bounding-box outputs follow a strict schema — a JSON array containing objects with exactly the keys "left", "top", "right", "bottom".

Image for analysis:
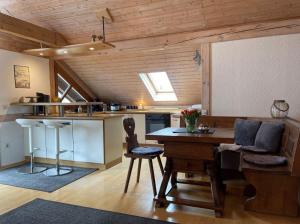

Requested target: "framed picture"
[{"left": 14, "top": 65, "right": 30, "bottom": 88}]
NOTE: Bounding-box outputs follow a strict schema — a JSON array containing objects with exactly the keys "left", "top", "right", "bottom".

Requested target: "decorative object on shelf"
[
  {"left": 14, "top": 65, "right": 30, "bottom": 88},
  {"left": 181, "top": 109, "right": 200, "bottom": 133},
  {"left": 52, "top": 97, "right": 62, "bottom": 102},
  {"left": 271, "top": 100, "right": 289, "bottom": 118}
]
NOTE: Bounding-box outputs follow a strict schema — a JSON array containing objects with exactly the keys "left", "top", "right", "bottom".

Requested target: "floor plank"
[{"left": 0, "top": 157, "right": 299, "bottom": 224}]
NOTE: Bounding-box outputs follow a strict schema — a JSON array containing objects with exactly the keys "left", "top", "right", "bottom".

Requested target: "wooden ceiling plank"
[{"left": 54, "top": 17, "right": 300, "bottom": 60}]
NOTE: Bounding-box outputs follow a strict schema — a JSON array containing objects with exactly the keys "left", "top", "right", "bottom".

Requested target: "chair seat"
[
  {"left": 131, "top": 147, "right": 163, "bottom": 155},
  {"left": 243, "top": 154, "right": 288, "bottom": 167}
]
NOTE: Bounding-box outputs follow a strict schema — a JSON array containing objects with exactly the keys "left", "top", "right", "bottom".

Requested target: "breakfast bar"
[{"left": 20, "top": 114, "right": 124, "bottom": 170}]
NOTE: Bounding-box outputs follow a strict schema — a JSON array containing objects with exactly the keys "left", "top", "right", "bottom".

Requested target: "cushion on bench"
[
  {"left": 241, "top": 146, "right": 270, "bottom": 154},
  {"left": 131, "top": 147, "right": 163, "bottom": 155},
  {"left": 243, "top": 154, "right": 287, "bottom": 167},
  {"left": 234, "top": 119, "right": 261, "bottom": 146},
  {"left": 254, "top": 122, "right": 284, "bottom": 153}
]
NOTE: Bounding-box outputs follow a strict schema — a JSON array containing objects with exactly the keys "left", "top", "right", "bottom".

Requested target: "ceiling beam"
[
  {"left": 55, "top": 17, "right": 300, "bottom": 60},
  {"left": 0, "top": 12, "right": 67, "bottom": 47},
  {"left": 54, "top": 60, "right": 97, "bottom": 101}
]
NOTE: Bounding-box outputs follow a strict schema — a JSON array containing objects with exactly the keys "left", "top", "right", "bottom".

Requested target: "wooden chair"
[{"left": 123, "top": 118, "right": 164, "bottom": 196}]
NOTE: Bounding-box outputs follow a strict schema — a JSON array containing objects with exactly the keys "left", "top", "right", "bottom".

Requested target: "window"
[
  {"left": 139, "top": 72, "right": 177, "bottom": 101},
  {"left": 57, "top": 73, "right": 87, "bottom": 103}
]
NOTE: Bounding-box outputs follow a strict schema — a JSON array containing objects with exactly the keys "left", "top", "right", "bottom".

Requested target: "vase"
[
  {"left": 185, "top": 118, "right": 198, "bottom": 133},
  {"left": 271, "top": 100, "right": 289, "bottom": 118}
]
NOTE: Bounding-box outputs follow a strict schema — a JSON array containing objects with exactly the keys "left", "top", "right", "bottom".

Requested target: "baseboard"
[
  {"left": 105, "top": 157, "right": 122, "bottom": 169},
  {"left": 25, "top": 156, "right": 122, "bottom": 170},
  {"left": 0, "top": 160, "right": 27, "bottom": 170}
]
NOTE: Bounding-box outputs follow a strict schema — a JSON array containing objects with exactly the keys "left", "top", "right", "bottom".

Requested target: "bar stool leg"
[
  {"left": 44, "top": 127, "right": 72, "bottom": 176},
  {"left": 18, "top": 126, "right": 47, "bottom": 174}
]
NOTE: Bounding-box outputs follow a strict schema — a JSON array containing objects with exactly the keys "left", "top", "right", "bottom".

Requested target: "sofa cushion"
[
  {"left": 241, "top": 146, "right": 270, "bottom": 154},
  {"left": 132, "top": 147, "right": 163, "bottom": 155},
  {"left": 254, "top": 122, "right": 285, "bottom": 153},
  {"left": 234, "top": 119, "right": 261, "bottom": 146},
  {"left": 243, "top": 154, "right": 287, "bottom": 167}
]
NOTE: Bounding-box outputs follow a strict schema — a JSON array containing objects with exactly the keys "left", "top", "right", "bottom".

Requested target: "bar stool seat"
[
  {"left": 43, "top": 120, "right": 73, "bottom": 177},
  {"left": 16, "top": 119, "right": 47, "bottom": 174}
]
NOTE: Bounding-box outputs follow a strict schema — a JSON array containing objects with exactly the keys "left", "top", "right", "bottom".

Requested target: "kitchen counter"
[
  {"left": 23, "top": 113, "right": 124, "bottom": 120},
  {"left": 97, "top": 109, "right": 182, "bottom": 115}
]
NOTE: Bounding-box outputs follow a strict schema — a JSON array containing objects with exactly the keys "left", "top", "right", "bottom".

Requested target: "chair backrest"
[{"left": 123, "top": 118, "right": 139, "bottom": 153}]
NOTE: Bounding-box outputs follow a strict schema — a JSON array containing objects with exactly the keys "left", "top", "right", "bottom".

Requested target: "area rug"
[
  {"left": 0, "top": 198, "right": 172, "bottom": 224},
  {"left": 0, "top": 164, "right": 97, "bottom": 192}
]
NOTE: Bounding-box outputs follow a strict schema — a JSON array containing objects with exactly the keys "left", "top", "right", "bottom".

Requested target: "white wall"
[
  {"left": 211, "top": 34, "right": 300, "bottom": 120},
  {"left": 0, "top": 49, "right": 50, "bottom": 115},
  {"left": 0, "top": 49, "right": 50, "bottom": 166}
]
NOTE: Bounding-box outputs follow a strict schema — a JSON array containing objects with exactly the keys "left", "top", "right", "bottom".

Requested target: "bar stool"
[
  {"left": 43, "top": 120, "right": 73, "bottom": 176},
  {"left": 16, "top": 119, "right": 47, "bottom": 174}
]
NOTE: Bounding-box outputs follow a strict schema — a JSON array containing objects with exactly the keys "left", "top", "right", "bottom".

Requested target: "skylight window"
[{"left": 139, "top": 72, "right": 177, "bottom": 101}]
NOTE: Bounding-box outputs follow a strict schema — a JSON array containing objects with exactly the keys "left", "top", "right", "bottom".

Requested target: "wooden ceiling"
[
  {"left": 64, "top": 46, "right": 202, "bottom": 105},
  {"left": 0, "top": 0, "right": 300, "bottom": 44},
  {"left": 0, "top": 0, "right": 300, "bottom": 105}
]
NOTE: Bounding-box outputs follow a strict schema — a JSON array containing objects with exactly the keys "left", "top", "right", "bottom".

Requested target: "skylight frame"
[{"left": 139, "top": 72, "right": 178, "bottom": 102}]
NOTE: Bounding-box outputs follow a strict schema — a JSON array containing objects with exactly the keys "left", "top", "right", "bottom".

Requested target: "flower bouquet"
[{"left": 181, "top": 109, "right": 200, "bottom": 133}]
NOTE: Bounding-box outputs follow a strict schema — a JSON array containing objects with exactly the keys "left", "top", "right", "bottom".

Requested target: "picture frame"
[{"left": 14, "top": 65, "right": 30, "bottom": 88}]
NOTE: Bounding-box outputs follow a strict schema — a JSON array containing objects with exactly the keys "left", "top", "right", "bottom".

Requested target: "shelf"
[{"left": 11, "top": 102, "right": 103, "bottom": 106}]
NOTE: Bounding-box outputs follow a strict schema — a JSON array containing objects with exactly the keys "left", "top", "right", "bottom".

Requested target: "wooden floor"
[{"left": 0, "top": 157, "right": 299, "bottom": 224}]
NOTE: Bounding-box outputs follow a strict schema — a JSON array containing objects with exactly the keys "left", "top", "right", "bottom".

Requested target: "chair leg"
[
  {"left": 137, "top": 158, "right": 142, "bottom": 183},
  {"left": 124, "top": 158, "right": 135, "bottom": 193},
  {"left": 157, "top": 156, "right": 164, "bottom": 175},
  {"left": 148, "top": 159, "right": 157, "bottom": 196}
]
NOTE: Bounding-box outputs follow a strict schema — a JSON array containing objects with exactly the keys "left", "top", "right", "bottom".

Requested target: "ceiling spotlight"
[
  {"left": 89, "top": 47, "right": 95, "bottom": 51},
  {"left": 39, "top": 53, "right": 44, "bottom": 56},
  {"left": 63, "top": 50, "right": 68, "bottom": 54}
]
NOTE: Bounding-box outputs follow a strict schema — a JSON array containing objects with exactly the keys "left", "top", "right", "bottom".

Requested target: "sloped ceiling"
[
  {"left": 64, "top": 46, "right": 202, "bottom": 105},
  {"left": 0, "top": 0, "right": 300, "bottom": 105}
]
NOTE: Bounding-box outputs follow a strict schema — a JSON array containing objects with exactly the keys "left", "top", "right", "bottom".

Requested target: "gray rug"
[
  {"left": 0, "top": 164, "right": 97, "bottom": 192},
  {"left": 0, "top": 199, "right": 172, "bottom": 224}
]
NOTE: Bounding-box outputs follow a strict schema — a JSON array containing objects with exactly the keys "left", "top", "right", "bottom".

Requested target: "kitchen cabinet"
[
  {"left": 73, "top": 120, "right": 104, "bottom": 163},
  {"left": 25, "top": 120, "right": 104, "bottom": 163},
  {"left": 0, "top": 121, "right": 24, "bottom": 167},
  {"left": 24, "top": 119, "right": 74, "bottom": 160},
  {"left": 45, "top": 120, "right": 74, "bottom": 161}
]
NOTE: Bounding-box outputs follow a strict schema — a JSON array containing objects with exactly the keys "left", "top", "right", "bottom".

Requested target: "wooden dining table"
[{"left": 146, "top": 127, "right": 234, "bottom": 217}]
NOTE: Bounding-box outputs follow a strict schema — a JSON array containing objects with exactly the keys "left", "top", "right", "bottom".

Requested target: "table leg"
[
  {"left": 207, "top": 162, "right": 224, "bottom": 217},
  {"left": 171, "top": 171, "right": 178, "bottom": 188},
  {"left": 156, "top": 158, "right": 172, "bottom": 208}
]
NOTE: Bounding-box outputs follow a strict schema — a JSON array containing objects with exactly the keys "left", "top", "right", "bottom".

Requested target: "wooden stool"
[{"left": 123, "top": 118, "right": 164, "bottom": 196}]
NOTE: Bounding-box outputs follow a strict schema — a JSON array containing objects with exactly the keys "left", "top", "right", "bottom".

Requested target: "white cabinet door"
[
  {"left": 31, "top": 124, "right": 47, "bottom": 158},
  {"left": 45, "top": 120, "right": 74, "bottom": 161},
  {"left": 0, "top": 121, "right": 24, "bottom": 166},
  {"left": 73, "top": 120, "right": 104, "bottom": 163}
]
